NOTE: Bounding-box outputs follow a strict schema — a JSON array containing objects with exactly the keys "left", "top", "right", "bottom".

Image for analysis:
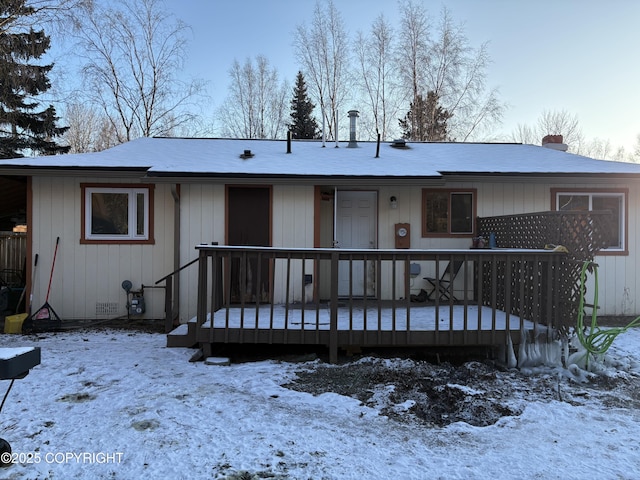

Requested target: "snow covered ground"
[{"left": 0, "top": 327, "right": 639, "bottom": 479}]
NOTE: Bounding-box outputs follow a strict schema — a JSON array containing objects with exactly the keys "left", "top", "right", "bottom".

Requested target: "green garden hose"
[{"left": 576, "top": 261, "right": 640, "bottom": 369}]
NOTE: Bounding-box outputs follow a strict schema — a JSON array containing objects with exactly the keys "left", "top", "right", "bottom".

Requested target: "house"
[{"left": 1, "top": 133, "right": 639, "bottom": 335}]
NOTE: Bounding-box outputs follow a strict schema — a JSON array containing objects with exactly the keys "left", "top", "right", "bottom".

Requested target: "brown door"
[{"left": 227, "top": 186, "right": 271, "bottom": 303}]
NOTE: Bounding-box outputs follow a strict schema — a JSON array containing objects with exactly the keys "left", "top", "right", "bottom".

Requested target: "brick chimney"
[{"left": 542, "top": 135, "right": 568, "bottom": 152}]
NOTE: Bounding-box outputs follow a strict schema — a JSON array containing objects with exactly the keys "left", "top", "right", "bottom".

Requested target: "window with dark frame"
[
  {"left": 423, "top": 189, "right": 475, "bottom": 237},
  {"left": 554, "top": 190, "right": 626, "bottom": 251}
]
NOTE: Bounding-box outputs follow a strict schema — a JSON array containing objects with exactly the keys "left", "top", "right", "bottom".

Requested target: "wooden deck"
[
  {"left": 167, "top": 246, "right": 569, "bottom": 363},
  {"left": 168, "top": 303, "right": 542, "bottom": 351}
]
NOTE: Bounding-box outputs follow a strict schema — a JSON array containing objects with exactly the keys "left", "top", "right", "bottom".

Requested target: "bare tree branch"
[
  {"left": 71, "top": 0, "right": 204, "bottom": 142},
  {"left": 217, "top": 56, "right": 288, "bottom": 139},
  {"left": 423, "top": 7, "right": 504, "bottom": 141},
  {"left": 61, "top": 102, "right": 119, "bottom": 152},
  {"left": 354, "top": 14, "right": 401, "bottom": 141},
  {"left": 395, "top": 0, "right": 430, "bottom": 140},
  {"left": 294, "top": 0, "right": 349, "bottom": 141}
]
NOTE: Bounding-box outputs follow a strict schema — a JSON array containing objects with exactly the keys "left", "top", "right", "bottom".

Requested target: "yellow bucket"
[{"left": 4, "top": 313, "right": 28, "bottom": 334}]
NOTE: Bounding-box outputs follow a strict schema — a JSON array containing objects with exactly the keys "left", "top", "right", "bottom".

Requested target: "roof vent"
[
  {"left": 390, "top": 138, "right": 408, "bottom": 149},
  {"left": 347, "top": 110, "right": 359, "bottom": 148},
  {"left": 240, "top": 149, "right": 254, "bottom": 159}
]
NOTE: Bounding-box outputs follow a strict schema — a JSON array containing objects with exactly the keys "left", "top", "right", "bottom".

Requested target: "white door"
[{"left": 336, "top": 191, "right": 377, "bottom": 297}]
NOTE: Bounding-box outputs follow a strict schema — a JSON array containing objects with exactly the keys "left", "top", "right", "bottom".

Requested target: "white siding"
[
  {"left": 177, "top": 184, "right": 225, "bottom": 324},
  {"left": 271, "top": 185, "right": 315, "bottom": 304},
  {"left": 272, "top": 185, "right": 315, "bottom": 247},
  {"left": 31, "top": 177, "right": 174, "bottom": 321},
  {"left": 375, "top": 180, "right": 640, "bottom": 316},
  {"left": 177, "top": 184, "right": 315, "bottom": 321},
  {"left": 476, "top": 180, "right": 640, "bottom": 316},
  {"left": 41, "top": 176, "right": 631, "bottom": 323},
  {"left": 29, "top": 172, "right": 640, "bottom": 323}
]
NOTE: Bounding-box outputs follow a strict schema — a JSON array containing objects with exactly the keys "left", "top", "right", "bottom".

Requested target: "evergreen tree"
[
  {"left": 398, "top": 91, "right": 452, "bottom": 141},
  {"left": 0, "top": 0, "right": 69, "bottom": 158},
  {"left": 289, "top": 71, "right": 320, "bottom": 139}
]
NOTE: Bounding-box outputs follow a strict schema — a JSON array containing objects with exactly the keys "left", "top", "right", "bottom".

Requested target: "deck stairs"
[{"left": 166, "top": 318, "right": 197, "bottom": 348}]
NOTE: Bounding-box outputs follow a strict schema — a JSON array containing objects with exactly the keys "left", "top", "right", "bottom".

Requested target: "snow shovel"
[{"left": 23, "top": 238, "right": 61, "bottom": 333}]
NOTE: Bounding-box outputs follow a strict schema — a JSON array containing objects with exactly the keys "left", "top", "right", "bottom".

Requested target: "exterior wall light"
[{"left": 389, "top": 196, "right": 397, "bottom": 209}]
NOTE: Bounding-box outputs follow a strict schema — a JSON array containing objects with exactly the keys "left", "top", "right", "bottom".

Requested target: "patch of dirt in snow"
[{"left": 283, "top": 357, "right": 640, "bottom": 427}]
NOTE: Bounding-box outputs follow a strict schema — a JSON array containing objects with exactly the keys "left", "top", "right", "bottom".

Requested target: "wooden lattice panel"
[{"left": 477, "top": 211, "right": 613, "bottom": 334}]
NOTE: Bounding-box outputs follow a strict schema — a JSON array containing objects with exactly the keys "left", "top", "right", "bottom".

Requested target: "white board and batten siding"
[
  {"left": 177, "top": 183, "right": 226, "bottom": 325},
  {"left": 477, "top": 179, "right": 640, "bottom": 317},
  {"left": 31, "top": 175, "right": 639, "bottom": 322},
  {"left": 176, "top": 184, "right": 315, "bottom": 323},
  {"left": 374, "top": 180, "right": 640, "bottom": 317},
  {"left": 30, "top": 177, "right": 175, "bottom": 321},
  {"left": 271, "top": 185, "right": 316, "bottom": 305}
]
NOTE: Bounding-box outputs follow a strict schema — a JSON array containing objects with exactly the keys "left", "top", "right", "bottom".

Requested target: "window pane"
[
  {"left": 91, "top": 192, "right": 128, "bottom": 235},
  {"left": 593, "top": 196, "right": 621, "bottom": 248},
  {"left": 425, "top": 192, "right": 449, "bottom": 233},
  {"left": 450, "top": 193, "right": 473, "bottom": 233},
  {"left": 558, "top": 194, "right": 588, "bottom": 211},
  {"left": 136, "top": 193, "right": 145, "bottom": 236}
]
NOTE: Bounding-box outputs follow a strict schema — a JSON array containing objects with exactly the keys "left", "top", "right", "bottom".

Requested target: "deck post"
[
  {"left": 196, "top": 250, "right": 208, "bottom": 329},
  {"left": 164, "top": 276, "right": 173, "bottom": 333},
  {"left": 329, "top": 251, "right": 339, "bottom": 363}
]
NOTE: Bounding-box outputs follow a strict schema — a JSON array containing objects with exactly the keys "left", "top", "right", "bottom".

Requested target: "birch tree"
[
  {"left": 511, "top": 110, "right": 638, "bottom": 161},
  {"left": 395, "top": 0, "right": 430, "bottom": 140},
  {"left": 62, "top": 103, "right": 119, "bottom": 153},
  {"left": 71, "top": 0, "right": 203, "bottom": 142},
  {"left": 294, "top": 0, "right": 350, "bottom": 141},
  {"left": 395, "top": 2, "right": 503, "bottom": 141},
  {"left": 217, "top": 55, "right": 289, "bottom": 139},
  {"left": 510, "top": 109, "right": 583, "bottom": 150},
  {"left": 354, "top": 14, "right": 400, "bottom": 141},
  {"left": 423, "top": 7, "right": 503, "bottom": 141}
]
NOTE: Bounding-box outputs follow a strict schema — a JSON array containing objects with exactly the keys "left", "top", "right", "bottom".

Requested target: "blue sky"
[{"left": 165, "top": 0, "right": 639, "bottom": 150}]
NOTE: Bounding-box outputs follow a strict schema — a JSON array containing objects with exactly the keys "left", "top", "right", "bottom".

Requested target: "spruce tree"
[
  {"left": 399, "top": 91, "right": 452, "bottom": 142},
  {"left": 289, "top": 71, "right": 320, "bottom": 139},
  {"left": 0, "top": 0, "right": 69, "bottom": 158}
]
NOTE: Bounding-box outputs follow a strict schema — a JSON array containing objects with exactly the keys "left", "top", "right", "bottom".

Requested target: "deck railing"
[{"left": 195, "top": 245, "right": 568, "bottom": 362}]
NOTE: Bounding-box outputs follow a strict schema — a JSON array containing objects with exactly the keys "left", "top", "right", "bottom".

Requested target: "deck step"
[
  {"left": 204, "top": 357, "right": 231, "bottom": 366},
  {"left": 166, "top": 321, "right": 197, "bottom": 348}
]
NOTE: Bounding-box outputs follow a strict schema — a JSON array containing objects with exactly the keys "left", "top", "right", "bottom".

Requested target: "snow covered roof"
[{"left": 2, "top": 136, "right": 640, "bottom": 178}]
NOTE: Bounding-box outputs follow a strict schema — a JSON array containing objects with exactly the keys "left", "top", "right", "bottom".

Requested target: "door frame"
[
  {"left": 225, "top": 185, "right": 273, "bottom": 303},
  {"left": 335, "top": 190, "right": 378, "bottom": 297},
  {"left": 314, "top": 187, "right": 382, "bottom": 300}
]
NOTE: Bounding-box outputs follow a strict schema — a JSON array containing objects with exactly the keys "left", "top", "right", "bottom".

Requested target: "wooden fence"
[{"left": 0, "top": 232, "right": 26, "bottom": 287}]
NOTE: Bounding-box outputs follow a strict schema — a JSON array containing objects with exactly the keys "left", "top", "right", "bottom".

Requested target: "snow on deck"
[{"left": 201, "top": 304, "right": 534, "bottom": 331}]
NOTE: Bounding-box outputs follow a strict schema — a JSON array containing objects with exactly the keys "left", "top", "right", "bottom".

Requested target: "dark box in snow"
[{"left": 0, "top": 347, "right": 41, "bottom": 379}]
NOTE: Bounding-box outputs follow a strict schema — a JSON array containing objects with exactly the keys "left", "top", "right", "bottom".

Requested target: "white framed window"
[
  {"left": 553, "top": 189, "right": 627, "bottom": 253},
  {"left": 81, "top": 184, "right": 153, "bottom": 243}
]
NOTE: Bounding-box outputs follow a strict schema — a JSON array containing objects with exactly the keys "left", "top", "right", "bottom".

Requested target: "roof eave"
[
  {"left": 0, "top": 166, "right": 150, "bottom": 177},
  {"left": 440, "top": 171, "right": 640, "bottom": 184},
  {"left": 144, "top": 172, "right": 445, "bottom": 186}
]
